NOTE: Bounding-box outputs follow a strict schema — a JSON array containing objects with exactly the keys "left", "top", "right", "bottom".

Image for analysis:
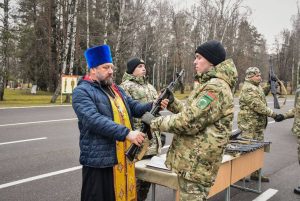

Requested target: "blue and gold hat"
[{"left": 84, "top": 44, "right": 113, "bottom": 69}]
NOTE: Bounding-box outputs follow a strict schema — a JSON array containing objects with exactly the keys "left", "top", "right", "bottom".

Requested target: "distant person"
[
  {"left": 237, "top": 67, "right": 284, "bottom": 182},
  {"left": 72, "top": 44, "right": 159, "bottom": 201},
  {"left": 120, "top": 57, "right": 164, "bottom": 201}
]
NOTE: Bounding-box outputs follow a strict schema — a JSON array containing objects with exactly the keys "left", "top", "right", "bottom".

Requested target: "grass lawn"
[
  {"left": 0, "top": 88, "right": 190, "bottom": 108},
  {"left": 0, "top": 89, "right": 71, "bottom": 107},
  {"left": 173, "top": 91, "right": 190, "bottom": 100},
  {"left": 0, "top": 88, "right": 293, "bottom": 108}
]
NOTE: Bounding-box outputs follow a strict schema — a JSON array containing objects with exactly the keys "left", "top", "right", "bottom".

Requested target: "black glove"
[
  {"left": 162, "top": 88, "right": 174, "bottom": 104},
  {"left": 274, "top": 114, "right": 285, "bottom": 122},
  {"left": 142, "top": 112, "right": 155, "bottom": 125}
]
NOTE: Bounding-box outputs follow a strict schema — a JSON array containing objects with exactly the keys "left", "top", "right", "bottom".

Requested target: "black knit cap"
[
  {"left": 126, "top": 57, "right": 145, "bottom": 74},
  {"left": 195, "top": 40, "right": 226, "bottom": 66}
]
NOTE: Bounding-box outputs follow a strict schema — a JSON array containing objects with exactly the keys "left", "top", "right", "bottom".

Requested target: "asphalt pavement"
[{"left": 0, "top": 97, "right": 299, "bottom": 201}]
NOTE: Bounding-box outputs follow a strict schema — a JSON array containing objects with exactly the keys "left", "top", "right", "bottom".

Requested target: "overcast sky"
[
  {"left": 244, "top": 0, "right": 298, "bottom": 50},
  {"left": 171, "top": 0, "right": 298, "bottom": 52}
]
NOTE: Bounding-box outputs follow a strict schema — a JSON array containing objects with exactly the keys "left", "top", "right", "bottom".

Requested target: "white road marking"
[
  {"left": 252, "top": 188, "right": 278, "bottom": 201},
  {"left": 0, "top": 105, "right": 71, "bottom": 110},
  {"left": 268, "top": 121, "right": 275, "bottom": 124},
  {"left": 0, "top": 166, "right": 82, "bottom": 189},
  {"left": 0, "top": 137, "right": 47, "bottom": 146},
  {"left": 0, "top": 118, "right": 77, "bottom": 127}
]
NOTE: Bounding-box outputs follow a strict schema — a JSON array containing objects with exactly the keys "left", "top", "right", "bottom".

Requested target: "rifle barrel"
[{"left": 125, "top": 69, "right": 184, "bottom": 162}]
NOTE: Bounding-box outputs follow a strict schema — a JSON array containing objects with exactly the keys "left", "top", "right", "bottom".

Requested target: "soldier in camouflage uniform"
[
  {"left": 142, "top": 40, "right": 238, "bottom": 201},
  {"left": 120, "top": 57, "right": 162, "bottom": 201},
  {"left": 277, "top": 88, "right": 300, "bottom": 194},
  {"left": 237, "top": 67, "right": 283, "bottom": 182}
]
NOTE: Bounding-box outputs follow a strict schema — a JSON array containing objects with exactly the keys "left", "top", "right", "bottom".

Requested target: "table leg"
[
  {"left": 225, "top": 187, "right": 230, "bottom": 201},
  {"left": 258, "top": 168, "right": 262, "bottom": 193},
  {"left": 152, "top": 183, "right": 156, "bottom": 201}
]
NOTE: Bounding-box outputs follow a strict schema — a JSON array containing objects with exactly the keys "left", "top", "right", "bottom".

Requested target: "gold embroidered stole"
[{"left": 109, "top": 89, "right": 136, "bottom": 201}]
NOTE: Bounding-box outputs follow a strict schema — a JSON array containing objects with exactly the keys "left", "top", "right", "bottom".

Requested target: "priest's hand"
[{"left": 126, "top": 130, "right": 145, "bottom": 146}]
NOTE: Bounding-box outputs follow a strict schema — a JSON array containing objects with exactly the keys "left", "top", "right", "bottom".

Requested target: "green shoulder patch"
[{"left": 197, "top": 93, "right": 214, "bottom": 109}]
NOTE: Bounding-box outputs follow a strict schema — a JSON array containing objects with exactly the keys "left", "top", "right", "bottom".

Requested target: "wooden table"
[
  {"left": 135, "top": 147, "right": 265, "bottom": 201},
  {"left": 230, "top": 148, "right": 265, "bottom": 193}
]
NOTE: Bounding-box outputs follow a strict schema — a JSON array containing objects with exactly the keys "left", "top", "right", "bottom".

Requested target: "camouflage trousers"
[
  {"left": 241, "top": 130, "right": 264, "bottom": 141},
  {"left": 296, "top": 138, "right": 300, "bottom": 192},
  {"left": 136, "top": 179, "right": 151, "bottom": 201},
  {"left": 178, "top": 176, "right": 210, "bottom": 201}
]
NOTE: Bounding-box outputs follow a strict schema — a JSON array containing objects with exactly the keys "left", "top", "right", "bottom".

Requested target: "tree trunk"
[
  {"left": 0, "top": 0, "right": 9, "bottom": 101},
  {"left": 65, "top": 0, "right": 78, "bottom": 103},
  {"left": 156, "top": 57, "right": 161, "bottom": 91},
  {"left": 103, "top": 0, "right": 110, "bottom": 44},
  {"left": 69, "top": 0, "right": 78, "bottom": 76},
  {"left": 86, "top": 0, "right": 90, "bottom": 47},
  {"left": 51, "top": 78, "right": 62, "bottom": 103},
  {"left": 51, "top": 0, "right": 77, "bottom": 103},
  {"left": 48, "top": 0, "right": 59, "bottom": 92},
  {"left": 114, "top": 0, "right": 126, "bottom": 83}
]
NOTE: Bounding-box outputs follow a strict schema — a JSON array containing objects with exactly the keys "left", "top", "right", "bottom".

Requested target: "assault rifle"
[
  {"left": 229, "top": 129, "right": 242, "bottom": 140},
  {"left": 269, "top": 56, "right": 280, "bottom": 109},
  {"left": 125, "top": 69, "right": 185, "bottom": 162}
]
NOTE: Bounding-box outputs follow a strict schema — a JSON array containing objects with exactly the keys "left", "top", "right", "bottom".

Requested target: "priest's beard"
[
  {"left": 100, "top": 78, "right": 113, "bottom": 86},
  {"left": 95, "top": 71, "right": 113, "bottom": 86}
]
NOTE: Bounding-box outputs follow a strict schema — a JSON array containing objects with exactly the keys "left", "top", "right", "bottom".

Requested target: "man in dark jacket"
[{"left": 72, "top": 44, "right": 154, "bottom": 201}]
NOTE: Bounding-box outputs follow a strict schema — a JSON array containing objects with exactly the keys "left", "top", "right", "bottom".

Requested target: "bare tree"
[
  {"left": 114, "top": 0, "right": 126, "bottom": 82},
  {"left": 2, "top": 0, "right": 285, "bottom": 98},
  {"left": 51, "top": 0, "right": 78, "bottom": 103},
  {"left": 86, "top": 0, "right": 90, "bottom": 47},
  {"left": 48, "top": 0, "right": 59, "bottom": 92},
  {"left": 0, "top": 0, "right": 9, "bottom": 101},
  {"left": 103, "top": 0, "right": 109, "bottom": 44},
  {"left": 69, "top": 0, "right": 78, "bottom": 75}
]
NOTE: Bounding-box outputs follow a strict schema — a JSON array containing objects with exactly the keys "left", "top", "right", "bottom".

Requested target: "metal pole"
[
  {"left": 225, "top": 187, "right": 230, "bottom": 201},
  {"left": 258, "top": 168, "right": 262, "bottom": 193},
  {"left": 152, "top": 183, "right": 156, "bottom": 201}
]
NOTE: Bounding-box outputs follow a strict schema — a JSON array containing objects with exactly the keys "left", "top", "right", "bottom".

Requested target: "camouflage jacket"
[
  {"left": 284, "top": 108, "right": 295, "bottom": 119},
  {"left": 284, "top": 95, "right": 300, "bottom": 137},
  {"left": 150, "top": 59, "right": 238, "bottom": 185},
  {"left": 296, "top": 96, "right": 300, "bottom": 162},
  {"left": 238, "top": 80, "right": 276, "bottom": 133},
  {"left": 120, "top": 72, "right": 161, "bottom": 156},
  {"left": 284, "top": 93, "right": 300, "bottom": 162},
  {"left": 292, "top": 95, "right": 300, "bottom": 137},
  {"left": 193, "top": 73, "right": 203, "bottom": 89}
]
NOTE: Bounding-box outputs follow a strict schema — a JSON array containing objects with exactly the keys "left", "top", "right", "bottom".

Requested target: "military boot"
[
  {"left": 250, "top": 171, "right": 270, "bottom": 182},
  {"left": 136, "top": 179, "right": 151, "bottom": 201},
  {"left": 239, "top": 177, "right": 250, "bottom": 182},
  {"left": 294, "top": 186, "right": 300, "bottom": 195}
]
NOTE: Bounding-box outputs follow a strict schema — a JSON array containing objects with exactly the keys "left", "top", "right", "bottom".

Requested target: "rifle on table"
[
  {"left": 269, "top": 56, "right": 280, "bottom": 109},
  {"left": 229, "top": 129, "right": 242, "bottom": 140},
  {"left": 125, "top": 69, "right": 185, "bottom": 162}
]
